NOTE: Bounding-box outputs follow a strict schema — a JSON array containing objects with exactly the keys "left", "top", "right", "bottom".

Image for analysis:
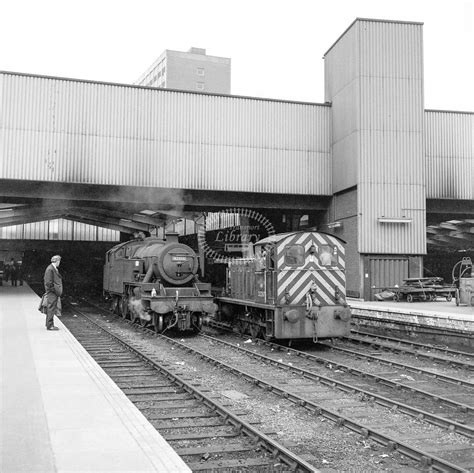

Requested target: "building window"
[
  {"left": 196, "top": 82, "right": 204, "bottom": 90},
  {"left": 299, "top": 214, "right": 309, "bottom": 228},
  {"left": 196, "top": 67, "right": 205, "bottom": 76}
]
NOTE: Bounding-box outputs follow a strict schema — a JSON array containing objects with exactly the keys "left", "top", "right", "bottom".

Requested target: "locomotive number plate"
[{"left": 172, "top": 256, "right": 188, "bottom": 261}]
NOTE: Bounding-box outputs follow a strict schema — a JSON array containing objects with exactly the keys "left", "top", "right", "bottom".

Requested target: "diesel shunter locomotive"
[
  {"left": 103, "top": 234, "right": 217, "bottom": 332},
  {"left": 216, "top": 231, "right": 352, "bottom": 341}
]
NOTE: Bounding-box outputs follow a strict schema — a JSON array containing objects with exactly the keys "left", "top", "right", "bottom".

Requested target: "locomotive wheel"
[
  {"left": 394, "top": 292, "right": 400, "bottom": 302},
  {"left": 192, "top": 313, "right": 203, "bottom": 332},
  {"left": 152, "top": 314, "right": 163, "bottom": 333},
  {"left": 110, "top": 296, "right": 119, "bottom": 314},
  {"left": 249, "top": 314, "right": 262, "bottom": 339},
  {"left": 407, "top": 294, "right": 414, "bottom": 303},
  {"left": 262, "top": 330, "right": 273, "bottom": 342},
  {"left": 249, "top": 322, "right": 260, "bottom": 338},
  {"left": 120, "top": 296, "right": 129, "bottom": 318},
  {"left": 236, "top": 319, "right": 248, "bottom": 335}
]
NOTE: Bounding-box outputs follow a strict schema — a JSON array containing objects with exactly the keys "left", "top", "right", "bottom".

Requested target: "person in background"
[
  {"left": 10, "top": 259, "right": 18, "bottom": 286},
  {"left": 43, "top": 255, "right": 63, "bottom": 331},
  {"left": 17, "top": 262, "right": 24, "bottom": 286},
  {"left": 4, "top": 262, "right": 10, "bottom": 284}
]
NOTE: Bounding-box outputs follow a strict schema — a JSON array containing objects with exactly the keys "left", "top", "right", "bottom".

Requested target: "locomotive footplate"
[{"left": 216, "top": 297, "right": 351, "bottom": 340}]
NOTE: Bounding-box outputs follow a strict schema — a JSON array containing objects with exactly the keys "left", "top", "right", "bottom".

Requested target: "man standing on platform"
[{"left": 44, "top": 255, "right": 63, "bottom": 331}]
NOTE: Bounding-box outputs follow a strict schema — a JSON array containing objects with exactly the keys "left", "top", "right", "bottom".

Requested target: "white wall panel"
[
  {"left": 359, "top": 20, "right": 423, "bottom": 79},
  {"left": 332, "top": 133, "right": 358, "bottom": 191},
  {"left": 424, "top": 110, "right": 474, "bottom": 199},
  {"left": 0, "top": 72, "right": 332, "bottom": 195},
  {"left": 359, "top": 131, "right": 424, "bottom": 185},
  {"left": 74, "top": 222, "right": 97, "bottom": 241},
  {"left": 0, "top": 225, "right": 23, "bottom": 239},
  {"left": 0, "top": 218, "right": 119, "bottom": 241},
  {"left": 325, "top": 23, "right": 359, "bottom": 194},
  {"left": 358, "top": 20, "right": 425, "bottom": 254},
  {"left": 325, "top": 19, "right": 425, "bottom": 255},
  {"left": 324, "top": 23, "right": 359, "bottom": 102},
  {"left": 359, "top": 183, "right": 426, "bottom": 253}
]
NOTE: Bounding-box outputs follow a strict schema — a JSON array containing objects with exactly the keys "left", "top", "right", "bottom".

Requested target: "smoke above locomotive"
[{"left": 103, "top": 233, "right": 217, "bottom": 333}]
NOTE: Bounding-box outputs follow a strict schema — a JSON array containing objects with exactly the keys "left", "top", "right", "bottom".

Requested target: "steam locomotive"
[
  {"left": 215, "top": 231, "right": 352, "bottom": 341},
  {"left": 103, "top": 233, "right": 217, "bottom": 332}
]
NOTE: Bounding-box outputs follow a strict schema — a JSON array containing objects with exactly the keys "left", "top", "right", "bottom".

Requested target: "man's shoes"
[{"left": 47, "top": 327, "right": 59, "bottom": 331}]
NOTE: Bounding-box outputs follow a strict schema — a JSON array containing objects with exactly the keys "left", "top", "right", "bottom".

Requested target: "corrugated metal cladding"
[
  {"left": 367, "top": 256, "right": 408, "bottom": 300},
  {"left": 324, "top": 24, "right": 359, "bottom": 105},
  {"left": 0, "top": 72, "right": 332, "bottom": 195},
  {"left": 424, "top": 110, "right": 474, "bottom": 200},
  {"left": 364, "top": 254, "right": 423, "bottom": 300},
  {"left": 358, "top": 20, "right": 425, "bottom": 255},
  {"left": 326, "top": 19, "right": 425, "bottom": 255},
  {"left": 0, "top": 218, "right": 119, "bottom": 241},
  {"left": 324, "top": 24, "right": 359, "bottom": 193}
]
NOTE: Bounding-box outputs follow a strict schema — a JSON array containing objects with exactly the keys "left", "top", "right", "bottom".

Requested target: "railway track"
[
  {"left": 234, "top": 336, "right": 474, "bottom": 437},
  {"left": 351, "top": 314, "right": 472, "bottom": 349},
  {"left": 63, "top": 300, "right": 473, "bottom": 472},
  {"left": 174, "top": 333, "right": 473, "bottom": 470},
  {"left": 341, "top": 332, "right": 474, "bottom": 370},
  {"left": 61, "top": 308, "right": 317, "bottom": 472}
]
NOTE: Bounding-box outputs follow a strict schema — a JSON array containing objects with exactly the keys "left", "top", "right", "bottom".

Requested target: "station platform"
[
  {"left": 349, "top": 298, "right": 474, "bottom": 335},
  {"left": 0, "top": 283, "right": 191, "bottom": 472}
]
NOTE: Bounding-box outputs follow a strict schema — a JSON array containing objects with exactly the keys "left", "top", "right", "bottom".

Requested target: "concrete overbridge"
[{"left": 0, "top": 178, "right": 328, "bottom": 236}]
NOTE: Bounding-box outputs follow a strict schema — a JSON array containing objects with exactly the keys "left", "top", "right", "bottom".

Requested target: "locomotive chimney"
[{"left": 165, "top": 232, "right": 179, "bottom": 243}]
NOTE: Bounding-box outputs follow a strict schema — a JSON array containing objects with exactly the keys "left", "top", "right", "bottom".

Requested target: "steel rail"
[
  {"left": 337, "top": 336, "right": 474, "bottom": 371},
  {"left": 238, "top": 336, "right": 474, "bottom": 415},
  {"left": 197, "top": 333, "right": 474, "bottom": 438},
  {"left": 349, "top": 331, "right": 474, "bottom": 360},
  {"left": 207, "top": 318, "right": 474, "bottom": 389},
  {"left": 72, "top": 309, "right": 319, "bottom": 473},
  {"left": 71, "top": 302, "right": 470, "bottom": 472},
  {"left": 323, "top": 342, "right": 474, "bottom": 388},
  {"left": 222, "top": 336, "right": 474, "bottom": 415},
  {"left": 158, "top": 333, "right": 468, "bottom": 473}
]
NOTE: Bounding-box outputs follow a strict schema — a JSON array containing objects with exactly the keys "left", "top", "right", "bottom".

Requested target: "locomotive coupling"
[{"left": 306, "top": 306, "right": 320, "bottom": 321}]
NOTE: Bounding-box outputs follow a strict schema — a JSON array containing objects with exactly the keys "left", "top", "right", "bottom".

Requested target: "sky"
[{"left": 1, "top": 0, "right": 473, "bottom": 111}]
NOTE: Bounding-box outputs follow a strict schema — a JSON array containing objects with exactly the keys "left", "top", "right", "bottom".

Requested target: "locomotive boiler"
[
  {"left": 103, "top": 233, "right": 217, "bottom": 332},
  {"left": 215, "top": 231, "right": 352, "bottom": 341}
]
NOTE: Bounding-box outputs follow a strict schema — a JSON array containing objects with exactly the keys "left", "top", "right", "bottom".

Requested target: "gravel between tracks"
[{"left": 101, "top": 318, "right": 426, "bottom": 472}]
